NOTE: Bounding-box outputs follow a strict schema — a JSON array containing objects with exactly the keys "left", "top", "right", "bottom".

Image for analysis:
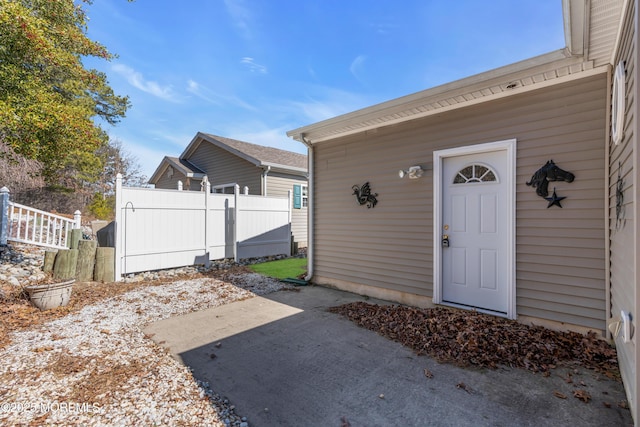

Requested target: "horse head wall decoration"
[{"left": 526, "top": 160, "right": 575, "bottom": 198}]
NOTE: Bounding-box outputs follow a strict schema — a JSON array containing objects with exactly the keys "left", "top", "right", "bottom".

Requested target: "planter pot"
[{"left": 24, "top": 280, "right": 74, "bottom": 311}]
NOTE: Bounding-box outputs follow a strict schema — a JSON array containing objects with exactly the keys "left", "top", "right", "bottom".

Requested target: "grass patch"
[{"left": 248, "top": 258, "right": 307, "bottom": 280}]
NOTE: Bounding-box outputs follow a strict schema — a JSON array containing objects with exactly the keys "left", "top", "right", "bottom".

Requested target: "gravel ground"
[{"left": 0, "top": 270, "right": 294, "bottom": 426}]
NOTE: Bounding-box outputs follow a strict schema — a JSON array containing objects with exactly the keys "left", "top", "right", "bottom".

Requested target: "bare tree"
[
  {"left": 0, "top": 140, "right": 45, "bottom": 194},
  {"left": 95, "top": 138, "right": 148, "bottom": 195},
  {"left": 87, "top": 138, "right": 148, "bottom": 219}
]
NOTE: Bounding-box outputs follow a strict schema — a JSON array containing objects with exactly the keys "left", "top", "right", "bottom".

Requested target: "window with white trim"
[
  {"left": 453, "top": 164, "right": 497, "bottom": 184},
  {"left": 212, "top": 183, "right": 237, "bottom": 194},
  {"left": 302, "top": 185, "right": 308, "bottom": 207}
]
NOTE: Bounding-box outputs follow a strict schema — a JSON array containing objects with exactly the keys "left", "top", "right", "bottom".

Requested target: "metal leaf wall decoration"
[{"left": 352, "top": 182, "right": 378, "bottom": 208}]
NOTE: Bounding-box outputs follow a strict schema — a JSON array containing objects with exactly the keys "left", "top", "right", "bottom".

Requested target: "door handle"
[{"left": 442, "top": 234, "right": 449, "bottom": 247}]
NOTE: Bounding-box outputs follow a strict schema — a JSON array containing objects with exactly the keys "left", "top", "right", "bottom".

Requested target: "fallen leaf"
[
  {"left": 553, "top": 391, "right": 567, "bottom": 399},
  {"left": 424, "top": 368, "right": 433, "bottom": 379},
  {"left": 456, "top": 382, "right": 471, "bottom": 393},
  {"left": 573, "top": 389, "right": 591, "bottom": 403}
]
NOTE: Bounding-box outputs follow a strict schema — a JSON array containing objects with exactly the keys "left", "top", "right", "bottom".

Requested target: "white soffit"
[
  {"left": 589, "top": 0, "right": 626, "bottom": 67},
  {"left": 288, "top": 51, "right": 598, "bottom": 144}
]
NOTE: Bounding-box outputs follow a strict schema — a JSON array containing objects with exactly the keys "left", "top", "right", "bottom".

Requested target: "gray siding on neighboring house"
[
  {"left": 268, "top": 172, "right": 308, "bottom": 246},
  {"left": 151, "top": 137, "right": 309, "bottom": 250},
  {"left": 188, "top": 143, "right": 262, "bottom": 194},
  {"left": 154, "top": 169, "right": 201, "bottom": 191},
  {"left": 313, "top": 73, "right": 607, "bottom": 331},
  {"left": 609, "top": 0, "right": 637, "bottom": 420},
  {"left": 265, "top": 172, "right": 300, "bottom": 197}
]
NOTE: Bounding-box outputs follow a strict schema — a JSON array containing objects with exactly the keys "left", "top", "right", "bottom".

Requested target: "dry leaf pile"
[{"left": 329, "top": 302, "right": 619, "bottom": 378}]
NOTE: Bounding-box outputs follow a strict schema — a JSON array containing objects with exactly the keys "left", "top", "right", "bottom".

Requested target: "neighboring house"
[
  {"left": 288, "top": 0, "right": 639, "bottom": 420},
  {"left": 150, "top": 132, "right": 308, "bottom": 247},
  {"left": 150, "top": 156, "right": 206, "bottom": 191}
]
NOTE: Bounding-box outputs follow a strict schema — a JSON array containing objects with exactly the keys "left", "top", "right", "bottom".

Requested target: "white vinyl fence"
[
  {"left": 0, "top": 187, "right": 81, "bottom": 249},
  {"left": 114, "top": 174, "right": 291, "bottom": 278}
]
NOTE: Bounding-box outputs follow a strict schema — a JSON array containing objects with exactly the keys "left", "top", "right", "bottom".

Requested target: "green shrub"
[{"left": 88, "top": 193, "right": 115, "bottom": 220}]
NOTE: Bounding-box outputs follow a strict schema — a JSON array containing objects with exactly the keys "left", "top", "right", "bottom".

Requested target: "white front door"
[{"left": 435, "top": 141, "right": 515, "bottom": 316}]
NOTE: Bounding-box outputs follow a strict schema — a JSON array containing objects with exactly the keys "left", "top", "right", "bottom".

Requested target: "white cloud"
[
  {"left": 186, "top": 80, "right": 219, "bottom": 105},
  {"left": 224, "top": 0, "right": 253, "bottom": 39},
  {"left": 291, "top": 92, "right": 369, "bottom": 123},
  {"left": 349, "top": 55, "right": 367, "bottom": 82},
  {"left": 370, "top": 22, "right": 396, "bottom": 35},
  {"left": 307, "top": 65, "right": 317, "bottom": 79},
  {"left": 186, "top": 79, "right": 258, "bottom": 111},
  {"left": 112, "top": 64, "right": 179, "bottom": 102},
  {"left": 240, "top": 57, "right": 268, "bottom": 74}
]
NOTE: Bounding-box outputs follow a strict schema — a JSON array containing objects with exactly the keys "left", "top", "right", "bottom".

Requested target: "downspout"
[
  {"left": 604, "top": 64, "right": 612, "bottom": 332},
  {"left": 262, "top": 166, "right": 271, "bottom": 196},
  {"left": 300, "top": 134, "right": 314, "bottom": 282}
]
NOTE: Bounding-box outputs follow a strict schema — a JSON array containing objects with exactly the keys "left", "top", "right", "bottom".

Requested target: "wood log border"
[{"left": 46, "top": 240, "right": 115, "bottom": 283}]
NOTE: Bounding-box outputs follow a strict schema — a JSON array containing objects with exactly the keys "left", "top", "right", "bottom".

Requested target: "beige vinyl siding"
[
  {"left": 268, "top": 173, "right": 308, "bottom": 246},
  {"left": 313, "top": 72, "right": 607, "bottom": 331},
  {"left": 188, "top": 143, "right": 262, "bottom": 194},
  {"left": 609, "top": 0, "right": 637, "bottom": 420},
  {"left": 265, "top": 173, "right": 303, "bottom": 197}
]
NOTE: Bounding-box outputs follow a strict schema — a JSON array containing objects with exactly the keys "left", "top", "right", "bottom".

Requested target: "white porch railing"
[{"left": 0, "top": 187, "right": 81, "bottom": 249}]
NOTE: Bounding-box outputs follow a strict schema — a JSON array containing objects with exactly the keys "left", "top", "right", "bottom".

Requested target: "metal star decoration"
[{"left": 544, "top": 187, "right": 566, "bottom": 208}]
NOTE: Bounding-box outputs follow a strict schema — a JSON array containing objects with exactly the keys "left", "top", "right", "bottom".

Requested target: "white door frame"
[{"left": 432, "top": 139, "right": 517, "bottom": 319}]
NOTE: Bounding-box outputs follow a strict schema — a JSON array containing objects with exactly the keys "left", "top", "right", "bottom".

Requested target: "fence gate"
[{"left": 114, "top": 175, "right": 291, "bottom": 278}]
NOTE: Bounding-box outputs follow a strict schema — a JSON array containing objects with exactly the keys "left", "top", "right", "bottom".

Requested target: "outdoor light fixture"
[{"left": 398, "top": 166, "right": 424, "bottom": 179}]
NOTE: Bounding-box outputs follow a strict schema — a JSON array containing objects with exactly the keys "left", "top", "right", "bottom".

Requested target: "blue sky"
[{"left": 83, "top": 0, "right": 565, "bottom": 179}]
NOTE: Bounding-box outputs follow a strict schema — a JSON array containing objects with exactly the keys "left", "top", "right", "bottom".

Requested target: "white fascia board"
[
  {"left": 287, "top": 51, "right": 595, "bottom": 144},
  {"left": 563, "top": 0, "right": 586, "bottom": 56},
  {"left": 163, "top": 157, "right": 205, "bottom": 179},
  {"left": 187, "top": 173, "right": 205, "bottom": 179},
  {"left": 180, "top": 133, "right": 205, "bottom": 159},
  {"left": 310, "top": 66, "right": 605, "bottom": 144},
  {"left": 148, "top": 157, "right": 170, "bottom": 184},
  {"left": 261, "top": 162, "right": 308, "bottom": 175}
]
